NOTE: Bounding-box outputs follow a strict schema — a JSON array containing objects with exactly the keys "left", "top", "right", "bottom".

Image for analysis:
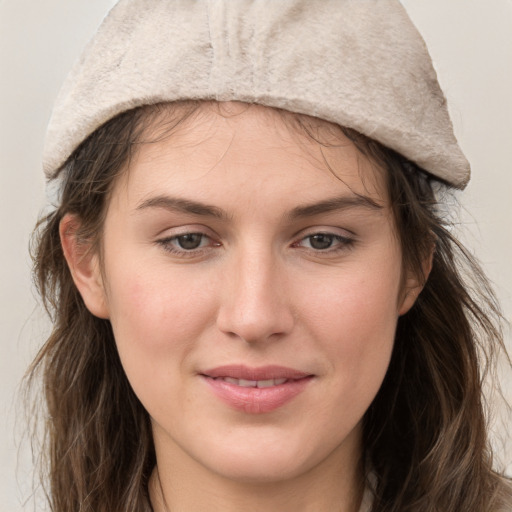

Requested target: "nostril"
[{"left": 216, "top": 309, "right": 294, "bottom": 344}]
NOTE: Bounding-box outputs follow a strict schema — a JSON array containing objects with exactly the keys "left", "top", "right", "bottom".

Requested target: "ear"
[
  {"left": 398, "top": 248, "right": 434, "bottom": 316},
  {"left": 60, "top": 214, "right": 110, "bottom": 319}
]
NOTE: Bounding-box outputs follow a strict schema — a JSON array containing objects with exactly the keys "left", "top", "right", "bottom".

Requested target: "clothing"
[
  {"left": 43, "top": 0, "right": 470, "bottom": 188},
  {"left": 359, "top": 484, "right": 373, "bottom": 512}
]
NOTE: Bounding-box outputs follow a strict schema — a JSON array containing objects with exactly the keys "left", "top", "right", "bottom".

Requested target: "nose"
[{"left": 216, "top": 247, "right": 295, "bottom": 344}]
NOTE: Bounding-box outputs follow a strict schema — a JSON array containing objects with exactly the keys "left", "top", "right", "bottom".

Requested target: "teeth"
[
  {"left": 257, "top": 379, "right": 275, "bottom": 388},
  {"left": 218, "top": 377, "right": 288, "bottom": 387},
  {"left": 239, "top": 379, "right": 258, "bottom": 387}
]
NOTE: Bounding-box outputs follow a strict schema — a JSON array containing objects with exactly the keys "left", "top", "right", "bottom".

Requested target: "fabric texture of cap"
[{"left": 42, "top": 0, "right": 471, "bottom": 188}]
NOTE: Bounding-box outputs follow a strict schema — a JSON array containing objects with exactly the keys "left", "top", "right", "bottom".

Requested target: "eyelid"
[
  {"left": 292, "top": 225, "right": 355, "bottom": 241},
  {"left": 154, "top": 225, "right": 222, "bottom": 257},
  {"left": 153, "top": 225, "right": 357, "bottom": 257},
  {"left": 292, "top": 227, "right": 357, "bottom": 253},
  {"left": 295, "top": 233, "right": 353, "bottom": 247},
  {"left": 154, "top": 223, "right": 217, "bottom": 238}
]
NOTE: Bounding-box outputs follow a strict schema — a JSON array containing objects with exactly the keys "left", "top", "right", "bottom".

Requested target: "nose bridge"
[{"left": 217, "top": 242, "right": 294, "bottom": 343}]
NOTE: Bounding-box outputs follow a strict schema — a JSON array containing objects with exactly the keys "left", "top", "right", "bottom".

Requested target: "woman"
[{"left": 29, "top": 1, "right": 511, "bottom": 511}]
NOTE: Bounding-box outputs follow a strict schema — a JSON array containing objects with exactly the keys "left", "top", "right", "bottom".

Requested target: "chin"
[
  {"left": 189, "top": 427, "right": 356, "bottom": 485},
  {"left": 206, "top": 450, "right": 314, "bottom": 484}
]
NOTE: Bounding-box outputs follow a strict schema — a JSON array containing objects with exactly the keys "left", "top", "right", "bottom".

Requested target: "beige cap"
[{"left": 43, "top": 0, "right": 470, "bottom": 188}]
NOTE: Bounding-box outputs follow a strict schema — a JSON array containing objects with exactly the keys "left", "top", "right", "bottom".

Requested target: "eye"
[
  {"left": 173, "top": 233, "right": 207, "bottom": 250},
  {"left": 295, "top": 232, "right": 354, "bottom": 252},
  {"left": 156, "top": 231, "right": 219, "bottom": 255},
  {"left": 305, "top": 233, "right": 337, "bottom": 250}
]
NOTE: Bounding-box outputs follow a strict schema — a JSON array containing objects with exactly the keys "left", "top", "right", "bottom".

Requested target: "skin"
[{"left": 61, "top": 102, "right": 424, "bottom": 512}]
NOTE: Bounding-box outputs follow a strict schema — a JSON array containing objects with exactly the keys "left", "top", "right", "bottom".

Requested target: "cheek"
[
  {"left": 298, "top": 258, "right": 401, "bottom": 396},
  {"left": 303, "top": 261, "right": 401, "bottom": 342},
  {"left": 103, "top": 258, "right": 218, "bottom": 400},
  {"left": 106, "top": 258, "right": 215, "bottom": 343}
]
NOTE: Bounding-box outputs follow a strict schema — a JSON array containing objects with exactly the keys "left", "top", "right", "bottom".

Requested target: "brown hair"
[{"left": 28, "top": 102, "right": 511, "bottom": 511}]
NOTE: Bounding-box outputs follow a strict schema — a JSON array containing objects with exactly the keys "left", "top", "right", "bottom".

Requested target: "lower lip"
[{"left": 202, "top": 376, "right": 313, "bottom": 414}]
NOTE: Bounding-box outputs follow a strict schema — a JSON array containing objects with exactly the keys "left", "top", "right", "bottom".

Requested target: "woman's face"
[{"left": 80, "top": 103, "right": 419, "bottom": 484}]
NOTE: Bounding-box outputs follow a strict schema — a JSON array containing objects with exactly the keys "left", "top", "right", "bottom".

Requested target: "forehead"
[{"left": 117, "top": 102, "right": 388, "bottom": 208}]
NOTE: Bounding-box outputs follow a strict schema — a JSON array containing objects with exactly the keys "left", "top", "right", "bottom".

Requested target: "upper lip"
[{"left": 201, "top": 365, "right": 312, "bottom": 381}]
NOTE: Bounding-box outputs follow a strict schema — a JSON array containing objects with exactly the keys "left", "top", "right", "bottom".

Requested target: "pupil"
[
  {"left": 310, "top": 234, "right": 334, "bottom": 250},
  {"left": 177, "top": 234, "right": 203, "bottom": 250}
]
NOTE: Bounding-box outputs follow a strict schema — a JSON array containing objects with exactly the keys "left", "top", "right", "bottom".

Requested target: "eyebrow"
[
  {"left": 135, "top": 193, "right": 383, "bottom": 220},
  {"left": 287, "top": 194, "right": 384, "bottom": 219},
  {"left": 135, "top": 196, "right": 229, "bottom": 220}
]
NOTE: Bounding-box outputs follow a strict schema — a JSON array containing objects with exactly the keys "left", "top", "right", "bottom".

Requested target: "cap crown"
[{"left": 43, "top": 0, "right": 470, "bottom": 187}]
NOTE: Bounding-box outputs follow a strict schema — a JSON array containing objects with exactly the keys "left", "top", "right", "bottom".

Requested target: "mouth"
[
  {"left": 200, "top": 365, "right": 314, "bottom": 414},
  {"left": 209, "top": 376, "right": 290, "bottom": 388}
]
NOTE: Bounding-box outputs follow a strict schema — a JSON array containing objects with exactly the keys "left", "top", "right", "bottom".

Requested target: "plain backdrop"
[{"left": 1, "top": 1, "right": 511, "bottom": 510}]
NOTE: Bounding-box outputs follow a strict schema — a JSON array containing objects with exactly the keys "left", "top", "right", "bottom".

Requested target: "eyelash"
[
  {"left": 156, "top": 232, "right": 220, "bottom": 257},
  {"left": 293, "top": 232, "right": 355, "bottom": 253},
  {"left": 155, "top": 231, "right": 355, "bottom": 257}
]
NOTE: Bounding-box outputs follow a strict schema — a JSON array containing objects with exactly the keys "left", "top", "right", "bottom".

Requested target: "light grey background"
[{"left": 1, "top": 1, "right": 510, "bottom": 510}]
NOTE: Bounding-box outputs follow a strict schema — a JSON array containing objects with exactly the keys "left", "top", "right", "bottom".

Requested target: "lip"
[
  {"left": 200, "top": 365, "right": 314, "bottom": 414},
  {"left": 202, "top": 364, "right": 311, "bottom": 381}
]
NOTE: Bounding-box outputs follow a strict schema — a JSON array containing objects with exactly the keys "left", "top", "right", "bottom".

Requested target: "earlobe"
[
  {"left": 60, "top": 214, "right": 110, "bottom": 319},
  {"left": 398, "top": 248, "right": 434, "bottom": 316},
  {"left": 398, "top": 285, "right": 421, "bottom": 316}
]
